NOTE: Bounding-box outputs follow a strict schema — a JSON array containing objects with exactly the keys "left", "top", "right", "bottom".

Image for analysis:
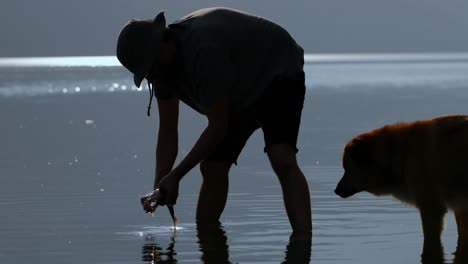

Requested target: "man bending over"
[{"left": 116, "top": 7, "right": 311, "bottom": 237}]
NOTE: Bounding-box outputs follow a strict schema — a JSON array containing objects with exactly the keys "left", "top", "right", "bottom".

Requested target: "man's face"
[{"left": 146, "top": 41, "right": 179, "bottom": 85}]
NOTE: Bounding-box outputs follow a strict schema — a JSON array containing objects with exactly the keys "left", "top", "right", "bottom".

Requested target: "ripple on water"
[{"left": 116, "top": 225, "right": 187, "bottom": 240}]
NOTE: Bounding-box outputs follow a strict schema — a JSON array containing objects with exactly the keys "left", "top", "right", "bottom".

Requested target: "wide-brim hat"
[{"left": 116, "top": 11, "right": 167, "bottom": 88}]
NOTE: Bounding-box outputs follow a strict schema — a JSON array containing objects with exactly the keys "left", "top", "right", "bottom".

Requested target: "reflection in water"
[
  {"left": 420, "top": 239, "right": 445, "bottom": 264},
  {"left": 140, "top": 225, "right": 312, "bottom": 263},
  {"left": 196, "top": 224, "right": 312, "bottom": 263},
  {"left": 453, "top": 239, "right": 468, "bottom": 264},
  {"left": 282, "top": 234, "right": 312, "bottom": 264},
  {"left": 197, "top": 224, "right": 230, "bottom": 263},
  {"left": 142, "top": 236, "right": 177, "bottom": 263},
  {"left": 419, "top": 238, "right": 468, "bottom": 264}
]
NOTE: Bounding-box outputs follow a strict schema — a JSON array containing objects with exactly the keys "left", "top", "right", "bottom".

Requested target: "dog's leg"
[
  {"left": 454, "top": 208, "right": 468, "bottom": 264},
  {"left": 454, "top": 208, "right": 468, "bottom": 241},
  {"left": 419, "top": 206, "right": 447, "bottom": 262},
  {"left": 420, "top": 206, "right": 447, "bottom": 241}
]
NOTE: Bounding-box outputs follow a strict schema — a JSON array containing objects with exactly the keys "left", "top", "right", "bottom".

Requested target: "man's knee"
[{"left": 266, "top": 144, "right": 299, "bottom": 177}]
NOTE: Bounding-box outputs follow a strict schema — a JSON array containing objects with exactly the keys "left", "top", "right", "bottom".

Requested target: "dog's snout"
[{"left": 334, "top": 180, "right": 358, "bottom": 198}]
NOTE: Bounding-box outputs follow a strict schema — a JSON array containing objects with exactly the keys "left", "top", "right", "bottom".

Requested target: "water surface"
[{"left": 1, "top": 53, "right": 467, "bottom": 263}]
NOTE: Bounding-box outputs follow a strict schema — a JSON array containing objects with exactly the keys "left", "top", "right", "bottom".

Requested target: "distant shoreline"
[{"left": 1, "top": 52, "right": 468, "bottom": 68}]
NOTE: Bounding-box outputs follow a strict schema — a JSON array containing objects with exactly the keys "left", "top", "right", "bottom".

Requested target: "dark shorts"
[{"left": 205, "top": 74, "right": 306, "bottom": 165}]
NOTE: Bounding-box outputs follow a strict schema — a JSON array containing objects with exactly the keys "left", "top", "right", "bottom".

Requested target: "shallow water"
[{"left": 1, "top": 54, "right": 468, "bottom": 263}]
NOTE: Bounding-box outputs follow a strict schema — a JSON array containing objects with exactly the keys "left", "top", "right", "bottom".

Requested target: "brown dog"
[{"left": 335, "top": 115, "right": 468, "bottom": 256}]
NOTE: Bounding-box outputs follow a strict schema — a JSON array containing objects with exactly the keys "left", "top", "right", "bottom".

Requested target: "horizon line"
[{"left": 1, "top": 52, "right": 468, "bottom": 67}]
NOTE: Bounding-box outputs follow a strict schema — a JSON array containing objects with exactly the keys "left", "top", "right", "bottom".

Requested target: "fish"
[
  {"left": 140, "top": 189, "right": 178, "bottom": 228},
  {"left": 167, "top": 205, "right": 178, "bottom": 228}
]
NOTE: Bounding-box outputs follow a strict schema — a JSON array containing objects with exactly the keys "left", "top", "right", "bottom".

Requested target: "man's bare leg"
[
  {"left": 267, "top": 144, "right": 312, "bottom": 237},
  {"left": 196, "top": 160, "right": 231, "bottom": 225}
]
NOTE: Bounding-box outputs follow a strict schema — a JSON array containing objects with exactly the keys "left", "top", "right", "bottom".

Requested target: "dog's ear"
[{"left": 347, "top": 138, "right": 372, "bottom": 164}]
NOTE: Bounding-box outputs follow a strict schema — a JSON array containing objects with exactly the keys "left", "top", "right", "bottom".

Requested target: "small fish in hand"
[
  {"left": 167, "top": 205, "right": 178, "bottom": 228},
  {"left": 140, "top": 189, "right": 178, "bottom": 228}
]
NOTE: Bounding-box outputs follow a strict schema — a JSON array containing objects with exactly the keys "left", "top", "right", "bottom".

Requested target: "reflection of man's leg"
[
  {"left": 266, "top": 144, "right": 311, "bottom": 236},
  {"left": 197, "top": 224, "right": 230, "bottom": 263},
  {"left": 196, "top": 160, "right": 232, "bottom": 225}
]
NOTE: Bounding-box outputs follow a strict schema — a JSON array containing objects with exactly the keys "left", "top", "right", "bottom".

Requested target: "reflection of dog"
[{"left": 335, "top": 115, "right": 468, "bottom": 252}]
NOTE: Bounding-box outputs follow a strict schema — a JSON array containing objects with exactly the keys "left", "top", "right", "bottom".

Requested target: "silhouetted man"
[{"left": 117, "top": 7, "right": 311, "bottom": 237}]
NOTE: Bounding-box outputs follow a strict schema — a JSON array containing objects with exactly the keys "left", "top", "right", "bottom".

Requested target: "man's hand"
[
  {"left": 156, "top": 171, "right": 180, "bottom": 206},
  {"left": 153, "top": 96, "right": 228, "bottom": 207},
  {"left": 140, "top": 190, "right": 161, "bottom": 213}
]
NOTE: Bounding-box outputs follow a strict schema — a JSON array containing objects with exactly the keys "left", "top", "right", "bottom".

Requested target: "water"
[{"left": 1, "top": 53, "right": 468, "bottom": 263}]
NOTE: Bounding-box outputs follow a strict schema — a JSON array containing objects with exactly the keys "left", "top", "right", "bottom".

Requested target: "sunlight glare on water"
[
  {"left": 0, "top": 56, "right": 120, "bottom": 67},
  {"left": 1, "top": 53, "right": 468, "bottom": 97},
  {"left": 116, "top": 225, "right": 187, "bottom": 239}
]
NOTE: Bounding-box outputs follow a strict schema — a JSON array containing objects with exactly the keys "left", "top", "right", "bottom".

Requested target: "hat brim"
[{"left": 134, "top": 74, "right": 145, "bottom": 88}]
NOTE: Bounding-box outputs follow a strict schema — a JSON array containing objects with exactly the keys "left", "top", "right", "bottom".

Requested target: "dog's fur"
[{"left": 335, "top": 115, "right": 468, "bottom": 255}]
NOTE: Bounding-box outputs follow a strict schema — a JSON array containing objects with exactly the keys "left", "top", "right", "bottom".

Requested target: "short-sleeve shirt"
[{"left": 154, "top": 7, "right": 304, "bottom": 115}]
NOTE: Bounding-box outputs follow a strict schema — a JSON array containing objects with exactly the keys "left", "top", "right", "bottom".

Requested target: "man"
[{"left": 116, "top": 7, "right": 311, "bottom": 236}]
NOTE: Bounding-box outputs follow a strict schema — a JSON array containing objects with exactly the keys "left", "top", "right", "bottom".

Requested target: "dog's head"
[{"left": 335, "top": 136, "right": 397, "bottom": 198}]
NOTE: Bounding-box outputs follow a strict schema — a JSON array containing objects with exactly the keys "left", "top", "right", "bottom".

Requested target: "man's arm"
[
  {"left": 154, "top": 97, "right": 179, "bottom": 189},
  {"left": 172, "top": 96, "right": 229, "bottom": 180},
  {"left": 156, "top": 96, "right": 229, "bottom": 205}
]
